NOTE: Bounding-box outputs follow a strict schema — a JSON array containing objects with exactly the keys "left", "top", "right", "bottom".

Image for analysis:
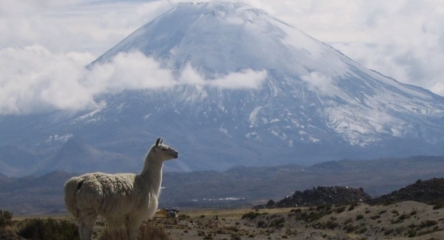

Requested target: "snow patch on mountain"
[
  {"left": 45, "top": 134, "right": 73, "bottom": 145},
  {"left": 249, "top": 106, "right": 262, "bottom": 127}
]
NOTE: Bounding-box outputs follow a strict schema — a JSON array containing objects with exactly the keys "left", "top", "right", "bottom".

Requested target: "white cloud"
[
  {"left": 178, "top": 64, "right": 206, "bottom": 85},
  {"left": 208, "top": 70, "right": 267, "bottom": 89},
  {"left": 301, "top": 72, "right": 336, "bottom": 97},
  {"left": 87, "top": 51, "right": 177, "bottom": 92},
  {"left": 0, "top": 45, "right": 98, "bottom": 114},
  {"left": 0, "top": 46, "right": 266, "bottom": 114},
  {"left": 179, "top": 64, "right": 266, "bottom": 89}
]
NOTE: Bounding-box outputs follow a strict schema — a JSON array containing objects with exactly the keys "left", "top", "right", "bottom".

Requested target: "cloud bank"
[
  {"left": 0, "top": 45, "right": 97, "bottom": 114},
  {"left": 0, "top": 47, "right": 267, "bottom": 114}
]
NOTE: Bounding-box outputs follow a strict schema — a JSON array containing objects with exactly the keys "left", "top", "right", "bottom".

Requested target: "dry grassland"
[
  {"left": 7, "top": 201, "right": 444, "bottom": 240},
  {"left": 111, "top": 202, "right": 444, "bottom": 240}
]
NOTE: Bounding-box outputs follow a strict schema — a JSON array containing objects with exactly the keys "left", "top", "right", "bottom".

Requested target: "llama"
[{"left": 64, "top": 138, "right": 178, "bottom": 240}]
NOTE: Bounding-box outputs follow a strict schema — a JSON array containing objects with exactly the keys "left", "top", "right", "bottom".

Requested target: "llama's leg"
[
  {"left": 78, "top": 213, "right": 97, "bottom": 240},
  {"left": 125, "top": 215, "right": 142, "bottom": 240}
]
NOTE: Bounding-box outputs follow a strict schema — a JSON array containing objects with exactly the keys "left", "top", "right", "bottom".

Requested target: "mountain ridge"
[{"left": 1, "top": 156, "right": 444, "bottom": 215}]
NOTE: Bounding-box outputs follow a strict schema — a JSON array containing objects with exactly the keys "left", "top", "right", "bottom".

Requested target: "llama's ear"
[
  {"left": 155, "top": 138, "right": 161, "bottom": 147},
  {"left": 159, "top": 138, "right": 163, "bottom": 145}
]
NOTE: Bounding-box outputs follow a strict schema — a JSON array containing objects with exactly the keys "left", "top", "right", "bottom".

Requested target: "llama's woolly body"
[
  {"left": 64, "top": 138, "right": 178, "bottom": 240},
  {"left": 65, "top": 173, "right": 157, "bottom": 225}
]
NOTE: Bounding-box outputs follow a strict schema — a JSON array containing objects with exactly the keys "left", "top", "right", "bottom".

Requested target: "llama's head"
[{"left": 151, "top": 138, "right": 178, "bottom": 161}]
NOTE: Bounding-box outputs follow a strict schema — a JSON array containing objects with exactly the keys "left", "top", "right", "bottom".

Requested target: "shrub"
[
  {"left": 344, "top": 225, "right": 357, "bottom": 233},
  {"left": 416, "top": 225, "right": 439, "bottom": 236},
  {"left": 242, "top": 212, "right": 261, "bottom": 220},
  {"left": 18, "top": 218, "right": 79, "bottom": 240},
  {"left": 384, "top": 228, "right": 394, "bottom": 235},
  {"left": 290, "top": 209, "right": 302, "bottom": 213},
  {"left": 433, "top": 202, "right": 444, "bottom": 210},
  {"left": 358, "top": 227, "right": 367, "bottom": 234},
  {"left": 0, "top": 225, "right": 18, "bottom": 238},
  {"left": 0, "top": 210, "right": 13, "bottom": 228},
  {"left": 325, "top": 221, "right": 338, "bottom": 230},
  {"left": 317, "top": 204, "right": 331, "bottom": 211},
  {"left": 395, "top": 213, "right": 410, "bottom": 223},
  {"left": 178, "top": 214, "right": 189, "bottom": 220},
  {"left": 356, "top": 215, "right": 364, "bottom": 220},
  {"left": 344, "top": 218, "right": 353, "bottom": 225},
  {"left": 418, "top": 220, "right": 438, "bottom": 229},
  {"left": 225, "top": 226, "right": 239, "bottom": 232},
  {"left": 99, "top": 224, "right": 171, "bottom": 240},
  {"left": 406, "top": 229, "right": 417, "bottom": 237},
  {"left": 335, "top": 206, "right": 346, "bottom": 213},
  {"left": 348, "top": 203, "right": 358, "bottom": 211},
  {"left": 307, "top": 212, "right": 323, "bottom": 222},
  {"left": 257, "top": 220, "right": 267, "bottom": 228},
  {"left": 269, "top": 217, "right": 285, "bottom": 228}
]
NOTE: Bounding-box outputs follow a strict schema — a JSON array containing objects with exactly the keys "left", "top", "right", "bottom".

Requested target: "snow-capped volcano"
[
  {"left": 93, "top": 2, "right": 444, "bottom": 147},
  {"left": 1, "top": 2, "right": 444, "bottom": 176}
]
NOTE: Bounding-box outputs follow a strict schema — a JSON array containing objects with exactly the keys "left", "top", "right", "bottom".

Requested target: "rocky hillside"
[
  {"left": 276, "top": 186, "right": 371, "bottom": 207},
  {"left": 372, "top": 178, "right": 444, "bottom": 204},
  {"left": 262, "top": 178, "right": 444, "bottom": 209},
  {"left": 258, "top": 186, "right": 371, "bottom": 209}
]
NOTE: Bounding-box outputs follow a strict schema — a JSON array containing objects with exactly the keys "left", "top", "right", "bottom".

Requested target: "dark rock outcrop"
[
  {"left": 372, "top": 178, "right": 444, "bottom": 204},
  {"left": 275, "top": 186, "right": 371, "bottom": 208}
]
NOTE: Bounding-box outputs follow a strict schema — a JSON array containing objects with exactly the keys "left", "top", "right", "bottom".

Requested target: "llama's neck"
[{"left": 139, "top": 151, "right": 163, "bottom": 196}]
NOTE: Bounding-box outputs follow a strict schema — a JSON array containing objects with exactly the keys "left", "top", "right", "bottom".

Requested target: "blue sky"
[{"left": 1, "top": 0, "right": 443, "bottom": 114}]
